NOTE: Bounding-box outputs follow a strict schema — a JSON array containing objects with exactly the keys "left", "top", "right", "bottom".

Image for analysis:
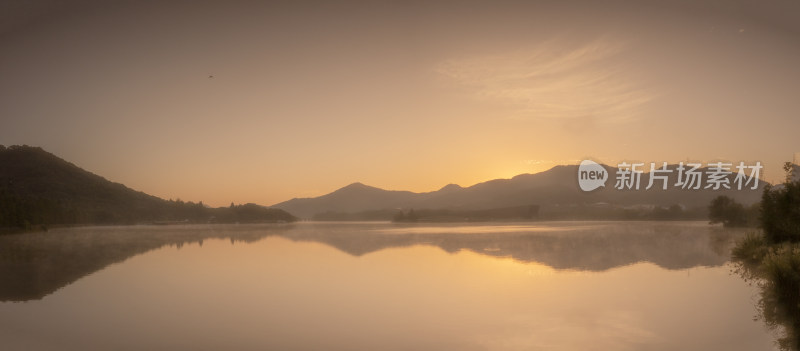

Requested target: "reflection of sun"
[{"left": 458, "top": 249, "right": 557, "bottom": 278}]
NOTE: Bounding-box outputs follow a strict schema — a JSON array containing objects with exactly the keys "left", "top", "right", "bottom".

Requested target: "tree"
[
  {"left": 392, "top": 210, "right": 405, "bottom": 222},
  {"left": 708, "top": 195, "right": 746, "bottom": 227},
  {"left": 760, "top": 162, "right": 800, "bottom": 243}
]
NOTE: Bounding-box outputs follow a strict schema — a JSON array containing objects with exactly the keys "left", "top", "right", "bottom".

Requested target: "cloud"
[{"left": 436, "top": 38, "right": 654, "bottom": 123}]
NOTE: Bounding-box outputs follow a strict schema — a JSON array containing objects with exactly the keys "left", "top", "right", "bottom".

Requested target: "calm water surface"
[{"left": 0, "top": 221, "right": 779, "bottom": 350}]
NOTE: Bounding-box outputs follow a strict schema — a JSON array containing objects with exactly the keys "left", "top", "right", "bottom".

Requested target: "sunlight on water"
[
  {"left": 371, "top": 222, "right": 602, "bottom": 234},
  {"left": 0, "top": 222, "right": 779, "bottom": 350}
]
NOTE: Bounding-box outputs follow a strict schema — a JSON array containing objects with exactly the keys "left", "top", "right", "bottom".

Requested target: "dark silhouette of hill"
[
  {"left": 273, "top": 164, "right": 766, "bottom": 219},
  {"left": 279, "top": 182, "right": 420, "bottom": 218},
  {"left": 0, "top": 145, "right": 296, "bottom": 230},
  {"left": 0, "top": 221, "right": 741, "bottom": 301}
]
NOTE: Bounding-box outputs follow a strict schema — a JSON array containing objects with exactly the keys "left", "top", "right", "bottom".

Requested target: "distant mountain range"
[
  {"left": 0, "top": 145, "right": 771, "bottom": 227},
  {"left": 0, "top": 145, "right": 296, "bottom": 231},
  {"left": 272, "top": 164, "right": 767, "bottom": 219}
]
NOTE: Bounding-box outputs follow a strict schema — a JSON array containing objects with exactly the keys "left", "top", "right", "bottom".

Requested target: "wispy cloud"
[{"left": 437, "top": 38, "right": 654, "bottom": 123}]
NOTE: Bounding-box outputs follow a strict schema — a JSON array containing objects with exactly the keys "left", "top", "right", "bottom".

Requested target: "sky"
[{"left": 1, "top": 0, "right": 799, "bottom": 206}]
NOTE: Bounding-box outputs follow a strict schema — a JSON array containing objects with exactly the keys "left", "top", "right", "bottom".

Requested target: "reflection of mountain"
[
  {"left": 273, "top": 165, "right": 765, "bottom": 218},
  {"left": 0, "top": 224, "right": 290, "bottom": 301},
  {"left": 279, "top": 221, "right": 742, "bottom": 271},
  {"left": 0, "top": 222, "right": 743, "bottom": 301}
]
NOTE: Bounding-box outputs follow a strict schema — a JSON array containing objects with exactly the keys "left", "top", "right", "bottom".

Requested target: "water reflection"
[
  {"left": 284, "top": 221, "right": 741, "bottom": 271},
  {"left": 733, "top": 256, "right": 800, "bottom": 350},
  {"left": 0, "top": 224, "right": 290, "bottom": 301},
  {"left": 0, "top": 221, "right": 743, "bottom": 302}
]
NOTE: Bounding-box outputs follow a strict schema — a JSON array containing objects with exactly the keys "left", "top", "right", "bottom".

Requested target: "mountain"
[
  {"left": 272, "top": 164, "right": 767, "bottom": 219},
  {"left": 272, "top": 182, "right": 419, "bottom": 219},
  {"left": 0, "top": 145, "right": 296, "bottom": 231}
]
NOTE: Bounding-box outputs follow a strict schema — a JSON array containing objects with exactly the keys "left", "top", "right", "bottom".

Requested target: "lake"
[{"left": 0, "top": 221, "right": 781, "bottom": 350}]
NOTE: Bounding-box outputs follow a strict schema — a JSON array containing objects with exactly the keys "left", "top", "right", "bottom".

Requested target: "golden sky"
[{"left": 1, "top": 0, "right": 799, "bottom": 206}]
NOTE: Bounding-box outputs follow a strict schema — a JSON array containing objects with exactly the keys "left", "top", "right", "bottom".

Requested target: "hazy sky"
[{"left": 1, "top": 0, "right": 799, "bottom": 206}]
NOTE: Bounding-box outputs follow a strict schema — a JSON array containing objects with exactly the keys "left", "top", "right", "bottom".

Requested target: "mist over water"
[{"left": 0, "top": 222, "right": 779, "bottom": 350}]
